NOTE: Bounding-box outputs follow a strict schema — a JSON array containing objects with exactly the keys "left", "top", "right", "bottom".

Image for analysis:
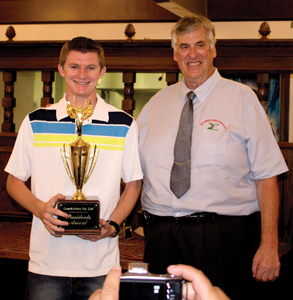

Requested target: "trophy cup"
[{"left": 56, "top": 97, "right": 101, "bottom": 235}]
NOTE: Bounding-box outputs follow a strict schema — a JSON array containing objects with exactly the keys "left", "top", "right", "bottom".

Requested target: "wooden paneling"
[
  {"left": 0, "top": 0, "right": 291, "bottom": 24},
  {"left": 152, "top": 0, "right": 207, "bottom": 17},
  {"left": 208, "top": 0, "right": 293, "bottom": 21},
  {"left": 214, "top": 40, "right": 293, "bottom": 73},
  {"left": 1, "top": 39, "right": 293, "bottom": 73},
  {"left": 0, "top": 0, "right": 179, "bottom": 24},
  {"left": 0, "top": 38, "right": 291, "bottom": 138},
  {"left": 279, "top": 143, "right": 293, "bottom": 245},
  {"left": 279, "top": 74, "right": 290, "bottom": 142}
]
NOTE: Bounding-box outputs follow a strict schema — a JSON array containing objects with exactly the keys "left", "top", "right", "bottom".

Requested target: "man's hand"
[
  {"left": 39, "top": 193, "right": 69, "bottom": 237},
  {"left": 252, "top": 243, "right": 280, "bottom": 282},
  {"left": 76, "top": 219, "right": 117, "bottom": 242},
  {"left": 6, "top": 175, "right": 69, "bottom": 237},
  {"left": 89, "top": 266, "right": 121, "bottom": 300},
  {"left": 167, "top": 264, "right": 230, "bottom": 300}
]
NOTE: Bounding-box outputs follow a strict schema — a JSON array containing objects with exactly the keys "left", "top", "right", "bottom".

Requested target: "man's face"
[
  {"left": 173, "top": 27, "right": 216, "bottom": 90},
  {"left": 58, "top": 50, "right": 106, "bottom": 103}
]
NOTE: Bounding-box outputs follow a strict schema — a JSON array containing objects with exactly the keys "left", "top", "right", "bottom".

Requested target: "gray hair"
[{"left": 171, "top": 15, "right": 216, "bottom": 50}]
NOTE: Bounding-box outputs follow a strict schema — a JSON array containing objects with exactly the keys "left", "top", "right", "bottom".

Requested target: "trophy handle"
[
  {"left": 84, "top": 145, "right": 99, "bottom": 185},
  {"left": 60, "top": 144, "right": 76, "bottom": 185}
]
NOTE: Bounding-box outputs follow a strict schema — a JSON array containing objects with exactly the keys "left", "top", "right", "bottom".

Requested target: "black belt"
[
  {"left": 138, "top": 210, "right": 260, "bottom": 226},
  {"left": 143, "top": 211, "right": 219, "bottom": 224}
]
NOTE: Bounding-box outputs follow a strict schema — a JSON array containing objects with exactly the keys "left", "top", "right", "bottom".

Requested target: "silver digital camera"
[{"left": 119, "top": 263, "right": 183, "bottom": 300}]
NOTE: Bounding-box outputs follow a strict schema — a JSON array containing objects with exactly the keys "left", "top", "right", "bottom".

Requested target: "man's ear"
[
  {"left": 213, "top": 45, "right": 217, "bottom": 59},
  {"left": 173, "top": 49, "right": 178, "bottom": 62},
  {"left": 58, "top": 64, "right": 65, "bottom": 77},
  {"left": 98, "top": 66, "right": 107, "bottom": 80}
]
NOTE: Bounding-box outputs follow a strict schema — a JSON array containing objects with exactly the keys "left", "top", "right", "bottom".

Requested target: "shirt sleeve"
[
  {"left": 121, "top": 119, "right": 143, "bottom": 183},
  {"left": 244, "top": 96, "right": 288, "bottom": 179},
  {"left": 4, "top": 115, "right": 34, "bottom": 182}
]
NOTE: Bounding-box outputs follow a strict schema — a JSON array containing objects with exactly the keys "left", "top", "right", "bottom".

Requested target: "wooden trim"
[
  {"left": 279, "top": 142, "right": 293, "bottom": 149},
  {"left": 1, "top": 39, "right": 293, "bottom": 72},
  {"left": 279, "top": 74, "right": 290, "bottom": 142}
]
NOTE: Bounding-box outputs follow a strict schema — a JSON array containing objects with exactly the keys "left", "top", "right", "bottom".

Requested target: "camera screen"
[{"left": 119, "top": 280, "right": 181, "bottom": 300}]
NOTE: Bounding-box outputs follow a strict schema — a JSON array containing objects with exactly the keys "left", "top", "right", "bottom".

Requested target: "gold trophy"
[{"left": 56, "top": 97, "right": 101, "bottom": 235}]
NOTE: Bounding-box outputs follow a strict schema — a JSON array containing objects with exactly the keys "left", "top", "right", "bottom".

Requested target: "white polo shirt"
[
  {"left": 5, "top": 94, "right": 143, "bottom": 277},
  {"left": 137, "top": 69, "right": 288, "bottom": 217}
]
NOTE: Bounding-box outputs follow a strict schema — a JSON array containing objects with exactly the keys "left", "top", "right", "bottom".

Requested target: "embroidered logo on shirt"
[
  {"left": 200, "top": 119, "right": 227, "bottom": 131},
  {"left": 207, "top": 122, "right": 219, "bottom": 131}
]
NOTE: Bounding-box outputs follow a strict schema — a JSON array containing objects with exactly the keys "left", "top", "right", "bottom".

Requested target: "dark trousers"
[
  {"left": 143, "top": 212, "right": 260, "bottom": 300},
  {"left": 25, "top": 272, "right": 106, "bottom": 300}
]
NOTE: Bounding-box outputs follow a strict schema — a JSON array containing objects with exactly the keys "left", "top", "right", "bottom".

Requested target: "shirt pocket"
[{"left": 196, "top": 140, "right": 226, "bottom": 166}]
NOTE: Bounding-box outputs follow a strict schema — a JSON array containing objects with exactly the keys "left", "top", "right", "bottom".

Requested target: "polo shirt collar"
[{"left": 56, "top": 93, "right": 109, "bottom": 123}]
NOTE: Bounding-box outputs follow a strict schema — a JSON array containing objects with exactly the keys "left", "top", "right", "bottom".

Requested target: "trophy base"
[{"left": 56, "top": 198, "right": 101, "bottom": 235}]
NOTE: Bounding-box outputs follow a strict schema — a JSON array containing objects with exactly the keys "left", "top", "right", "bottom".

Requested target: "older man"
[{"left": 137, "top": 15, "right": 288, "bottom": 300}]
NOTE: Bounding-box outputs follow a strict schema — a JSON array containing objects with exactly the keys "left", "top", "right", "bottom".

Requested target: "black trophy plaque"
[{"left": 57, "top": 198, "right": 101, "bottom": 235}]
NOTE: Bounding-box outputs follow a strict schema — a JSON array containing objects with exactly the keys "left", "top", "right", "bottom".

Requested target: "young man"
[
  {"left": 137, "top": 15, "right": 288, "bottom": 300},
  {"left": 5, "top": 37, "right": 142, "bottom": 300}
]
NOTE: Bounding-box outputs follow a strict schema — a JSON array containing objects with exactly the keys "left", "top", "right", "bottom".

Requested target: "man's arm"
[
  {"left": 6, "top": 173, "right": 68, "bottom": 236},
  {"left": 108, "top": 179, "right": 142, "bottom": 226},
  {"left": 252, "top": 176, "right": 280, "bottom": 282},
  {"left": 78, "top": 179, "right": 142, "bottom": 241}
]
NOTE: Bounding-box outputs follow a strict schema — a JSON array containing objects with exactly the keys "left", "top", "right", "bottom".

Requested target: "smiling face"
[
  {"left": 173, "top": 26, "right": 217, "bottom": 90},
  {"left": 58, "top": 50, "right": 106, "bottom": 106}
]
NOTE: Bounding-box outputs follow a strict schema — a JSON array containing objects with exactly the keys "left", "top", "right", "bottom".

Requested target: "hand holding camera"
[
  {"left": 167, "top": 265, "right": 230, "bottom": 300},
  {"left": 89, "top": 263, "right": 230, "bottom": 300},
  {"left": 120, "top": 263, "right": 182, "bottom": 300}
]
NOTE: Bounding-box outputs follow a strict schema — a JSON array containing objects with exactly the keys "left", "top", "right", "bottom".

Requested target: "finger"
[
  {"left": 44, "top": 208, "right": 68, "bottom": 226},
  {"left": 50, "top": 206, "right": 69, "bottom": 219},
  {"left": 44, "top": 217, "right": 66, "bottom": 234},
  {"left": 168, "top": 264, "right": 208, "bottom": 284},
  {"left": 251, "top": 259, "right": 259, "bottom": 278},
  {"left": 99, "top": 219, "right": 108, "bottom": 227},
  {"left": 182, "top": 282, "right": 195, "bottom": 300},
  {"left": 89, "top": 289, "right": 101, "bottom": 300},
  {"left": 260, "top": 270, "right": 269, "bottom": 282},
  {"left": 167, "top": 265, "right": 230, "bottom": 300},
  {"left": 253, "top": 264, "right": 265, "bottom": 281},
  {"left": 42, "top": 209, "right": 68, "bottom": 231},
  {"left": 267, "top": 268, "right": 279, "bottom": 282},
  {"left": 76, "top": 234, "right": 100, "bottom": 242},
  {"left": 167, "top": 265, "right": 215, "bottom": 297},
  {"left": 44, "top": 224, "right": 63, "bottom": 237},
  {"left": 50, "top": 193, "right": 66, "bottom": 206},
  {"left": 272, "top": 269, "right": 280, "bottom": 281},
  {"left": 54, "top": 193, "right": 66, "bottom": 200},
  {"left": 254, "top": 265, "right": 273, "bottom": 282},
  {"left": 99, "top": 266, "right": 121, "bottom": 300},
  {"left": 50, "top": 195, "right": 68, "bottom": 218}
]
